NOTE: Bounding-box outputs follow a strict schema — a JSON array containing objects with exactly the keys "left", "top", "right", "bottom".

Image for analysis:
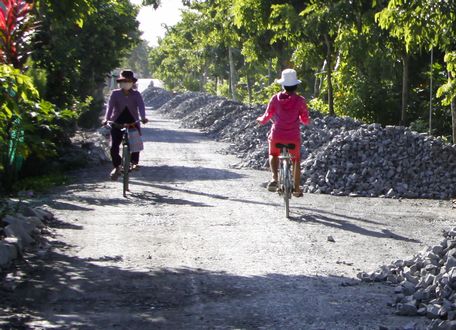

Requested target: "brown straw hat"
[{"left": 116, "top": 70, "right": 138, "bottom": 82}]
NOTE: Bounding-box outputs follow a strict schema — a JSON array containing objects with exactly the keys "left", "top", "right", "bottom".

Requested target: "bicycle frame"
[
  {"left": 121, "top": 128, "right": 131, "bottom": 196},
  {"left": 107, "top": 121, "right": 140, "bottom": 197}
]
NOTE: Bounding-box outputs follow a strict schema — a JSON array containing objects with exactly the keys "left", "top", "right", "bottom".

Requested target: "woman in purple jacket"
[{"left": 103, "top": 70, "right": 149, "bottom": 180}]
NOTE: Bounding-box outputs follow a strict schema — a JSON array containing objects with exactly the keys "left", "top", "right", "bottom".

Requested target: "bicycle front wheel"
[{"left": 122, "top": 144, "right": 130, "bottom": 196}]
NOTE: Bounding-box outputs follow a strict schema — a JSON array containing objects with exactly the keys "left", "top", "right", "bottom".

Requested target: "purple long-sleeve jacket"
[{"left": 104, "top": 89, "right": 146, "bottom": 123}]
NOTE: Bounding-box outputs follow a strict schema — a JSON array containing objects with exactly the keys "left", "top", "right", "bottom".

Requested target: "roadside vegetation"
[
  {"left": 2, "top": 0, "right": 456, "bottom": 196},
  {"left": 0, "top": 0, "right": 159, "bottom": 194},
  {"left": 149, "top": 0, "right": 456, "bottom": 143}
]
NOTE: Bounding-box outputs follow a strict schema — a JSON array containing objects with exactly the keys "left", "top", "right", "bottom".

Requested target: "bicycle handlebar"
[{"left": 105, "top": 120, "right": 141, "bottom": 129}]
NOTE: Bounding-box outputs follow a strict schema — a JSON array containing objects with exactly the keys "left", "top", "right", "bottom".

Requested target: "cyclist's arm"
[
  {"left": 136, "top": 92, "right": 147, "bottom": 122},
  {"left": 257, "top": 96, "right": 277, "bottom": 125},
  {"left": 299, "top": 98, "right": 310, "bottom": 125},
  {"left": 104, "top": 91, "right": 115, "bottom": 123}
]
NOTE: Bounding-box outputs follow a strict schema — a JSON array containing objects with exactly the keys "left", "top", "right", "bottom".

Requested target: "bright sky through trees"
[{"left": 130, "top": 0, "right": 184, "bottom": 46}]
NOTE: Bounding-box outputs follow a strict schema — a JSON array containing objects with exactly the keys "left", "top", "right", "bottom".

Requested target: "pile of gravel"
[
  {"left": 148, "top": 87, "right": 456, "bottom": 199},
  {"left": 301, "top": 124, "right": 456, "bottom": 199},
  {"left": 358, "top": 229, "right": 456, "bottom": 329},
  {"left": 142, "top": 87, "right": 174, "bottom": 109}
]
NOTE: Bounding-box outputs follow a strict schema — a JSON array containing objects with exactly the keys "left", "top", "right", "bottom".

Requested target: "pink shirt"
[{"left": 257, "top": 92, "right": 310, "bottom": 141}]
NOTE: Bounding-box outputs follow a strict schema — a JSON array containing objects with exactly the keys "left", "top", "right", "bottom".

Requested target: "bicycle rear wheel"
[
  {"left": 122, "top": 144, "right": 130, "bottom": 196},
  {"left": 282, "top": 161, "right": 291, "bottom": 218}
]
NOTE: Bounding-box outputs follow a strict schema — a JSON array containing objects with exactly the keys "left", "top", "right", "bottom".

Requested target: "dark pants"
[{"left": 110, "top": 127, "right": 139, "bottom": 167}]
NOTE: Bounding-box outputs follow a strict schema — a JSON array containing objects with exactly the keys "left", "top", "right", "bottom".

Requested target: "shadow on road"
[
  {"left": 135, "top": 165, "right": 246, "bottom": 182},
  {"left": 140, "top": 183, "right": 281, "bottom": 208},
  {"left": 37, "top": 164, "right": 246, "bottom": 210},
  {"left": 290, "top": 211, "right": 420, "bottom": 243},
  {"left": 47, "top": 195, "right": 131, "bottom": 210},
  {"left": 294, "top": 206, "right": 384, "bottom": 225},
  {"left": 130, "top": 191, "right": 212, "bottom": 208},
  {"left": 0, "top": 240, "right": 421, "bottom": 329}
]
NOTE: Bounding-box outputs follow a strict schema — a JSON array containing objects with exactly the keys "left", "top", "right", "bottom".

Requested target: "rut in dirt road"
[{"left": 2, "top": 109, "right": 456, "bottom": 329}]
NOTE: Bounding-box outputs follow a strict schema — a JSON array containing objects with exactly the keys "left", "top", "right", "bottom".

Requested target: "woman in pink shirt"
[{"left": 256, "top": 69, "right": 310, "bottom": 197}]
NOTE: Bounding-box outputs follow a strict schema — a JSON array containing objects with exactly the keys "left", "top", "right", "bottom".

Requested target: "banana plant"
[{"left": 0, "top": 0, "right": 35, "bottom": 70}]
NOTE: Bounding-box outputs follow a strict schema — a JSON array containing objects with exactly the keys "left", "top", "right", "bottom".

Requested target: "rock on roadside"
[
  {"left": 358, "top": 228, "right": 456, "bottom": 328},
  {"left": 0, "top": 205, "right": 53, "bottom": 272}
]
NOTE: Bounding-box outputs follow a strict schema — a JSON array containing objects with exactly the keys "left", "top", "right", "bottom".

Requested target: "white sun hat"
[{"left": 276, "top": 68, "right": 301, "bottom": 86}]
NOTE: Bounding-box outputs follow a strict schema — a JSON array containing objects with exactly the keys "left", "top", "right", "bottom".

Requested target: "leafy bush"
[{"left": 0, "top": 64, "right": 77, "bottom": 191}]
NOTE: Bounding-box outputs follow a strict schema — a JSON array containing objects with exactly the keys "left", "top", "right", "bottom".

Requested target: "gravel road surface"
[{"left": 2, "top": 109, "right": 456, "bottom": 329}]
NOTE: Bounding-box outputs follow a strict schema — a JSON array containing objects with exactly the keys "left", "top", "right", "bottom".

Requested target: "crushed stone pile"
[
  {"left": 358, "top": 229, "right": 456, "bottom": 329},
  {"left": 301, "top": 124, "right": 456, "bottom": 199},
  {"left": 142, "top": 86, "right": 174, "bottom": 109},
  {"left": 147, "top": 87, "right": 456, "bottom": 199}
]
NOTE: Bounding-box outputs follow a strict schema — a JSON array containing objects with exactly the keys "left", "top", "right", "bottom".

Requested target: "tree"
[
  {"left": 376, "top": 0, "right": 456, "bottom": 141},
  {"left": 33, "top": 0, "right": 141, "bottom": 125},
  {"left": 123, "top": 41, "right": 151, "bottom": 78},
  {"left": 0, "top": 0, "right": 93, "bottom": 190},
  {"left": 188, "top": 0, "right": 244, "bottom": 100},
  {"left": 149, "top": 10, "right": 209, "bottom": 91}
]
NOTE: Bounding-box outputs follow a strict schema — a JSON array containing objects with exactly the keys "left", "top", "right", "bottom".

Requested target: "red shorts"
[{"left": 268, "top": 138, "right": 301, "bottom": 162}]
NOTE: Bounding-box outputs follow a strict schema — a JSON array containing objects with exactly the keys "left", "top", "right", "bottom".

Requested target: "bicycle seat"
[{"left": 276, "top": 143, "right": 296, "bottom": 150}]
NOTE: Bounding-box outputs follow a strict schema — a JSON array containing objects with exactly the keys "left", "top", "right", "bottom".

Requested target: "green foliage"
[
  {"left": 376, "top": 0, "right": 456, "bottom": 140},
  {"left": 149, "top": 9, "right": 219, "bottom": 91},
  {"left": 437, "top": 51, "right": 456, "bottom": 106},
  {"left": 140, "top": 0, "right": 160, "bottom": 9},
  {"left": 33, "top": 0, "right": 141, "bottom": 113},
  {"left": 147, "top": 0, "right": 456, "bottom": 140},
  {"left": 123, "top": 41, "right": 151, "bottom": 78},
  {"left": 309, "top": 97, "right": 328, "bottom": 115},
  {"left": 0, "top": 64, "right": 76, "bottom": 190},
  {"left": 251, "top": 81, "right": 282, "bottom": 105}
]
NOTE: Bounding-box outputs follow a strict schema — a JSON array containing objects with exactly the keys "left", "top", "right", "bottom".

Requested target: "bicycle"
[
  {"left": 276, "top": 143, "right": 295, "bottom": 218},
  {"left": 106, "top": 120, "right": 140, "bottom": 197}
]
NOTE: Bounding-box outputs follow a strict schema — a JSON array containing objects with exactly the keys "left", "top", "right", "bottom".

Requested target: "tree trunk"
[
  {"left": 451, "top": 71, "right": 456, "bottom": 144},
  {"left": 268, "top": 59, "right": 274, "bottom": 84},
  {"left": 246, "top": 70, "right": 253, "bottom": 106},
  {"left": 452, "top": 97, "right": 456, "bottom": 144},
  {"left": 200, "top": 64, "right": 207, "bottom": 92},
  {"left": 429, "top": 48, "right": 433, "bottom": 135},
  {"left": 314, "top": 60, "right": 326, "bottom": 97},
  {"left": 228, "top": 47, "right": 237, "bottom": 101},
  {"left": 401, "top": 53, "right": 409, "bottom": 126},
  {"left": 324, "top": 34, "right": 334, "bottom": 116}
]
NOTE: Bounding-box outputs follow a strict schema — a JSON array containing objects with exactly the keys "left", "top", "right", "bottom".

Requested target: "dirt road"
[{"left": 2, "top": 109, "right": 456, "bottom": 329}]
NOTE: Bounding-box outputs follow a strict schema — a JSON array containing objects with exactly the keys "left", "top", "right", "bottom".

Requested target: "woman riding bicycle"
[
  {"left": 103, "top": 70, "right": 149, "bottom": 180},
  {"left": 256, "top": 69, "right": 310, "bottom": 197}
]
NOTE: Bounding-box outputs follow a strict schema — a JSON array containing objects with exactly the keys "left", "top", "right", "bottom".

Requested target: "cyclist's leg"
[
  {"left": 110, "top": 128, "right": 122, "bottom": 167},
  {"left": 289, "top": 143, "right": 302, "bottom": 196},
  {"left": 268, "top": 138, "right": 280, "bottom": 190},
  {"left": 269, "top": 155, "right": 279, "bottom": 181},
  {"left": 292, "top": 160, "right": 302, "bottom": 194},
  {"left": 131, "top": 152, "right": 140, "bottom": 169},
  {"left": 110, "top": 128, "right": 123, "bottom": 178}
]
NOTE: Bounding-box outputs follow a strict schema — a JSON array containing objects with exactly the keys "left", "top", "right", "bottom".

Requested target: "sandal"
[
  {"left": 293, "top": 188, "right": 303, "bottom": 197},
  {"left": 267, "top": 180, "right": 278, "bottom": 192},
  {"left": 110, "top": 167, "right": 121, "bottom": 181}
]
